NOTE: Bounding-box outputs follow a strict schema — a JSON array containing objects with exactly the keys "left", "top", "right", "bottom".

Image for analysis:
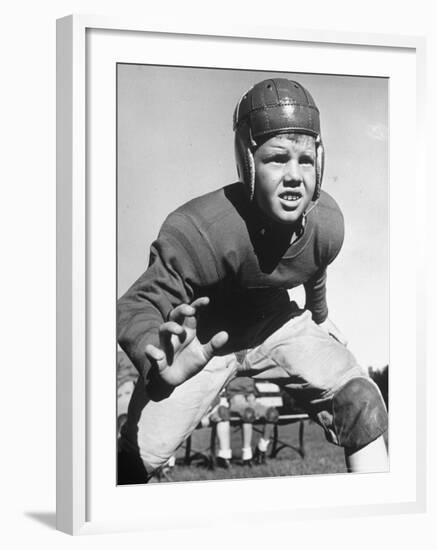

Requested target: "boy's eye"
[
  {"left": 266, "top": 154, "right": 289, "bottom": 164},
  {"left": 299, "top": 155, "right": 315, "bottom": 165}
]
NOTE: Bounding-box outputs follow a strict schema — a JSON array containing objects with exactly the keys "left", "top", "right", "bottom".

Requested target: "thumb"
[
  {"left": 145, "top": 344, "right": 168, "bottom": 373},
  {"left": 202, "top": 331, "right": 229, "bottom": 362}
]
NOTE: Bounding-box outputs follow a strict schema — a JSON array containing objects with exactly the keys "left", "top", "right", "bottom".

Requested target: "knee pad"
[
  {"left": 242, "top": 407, "right": 256, "bottom": 423},
  {"left": 265, "top": 406, "right": 279, "bottom": 424},
  {"left": 332, "top": 377, "right": 388, "bottom": 452},
  {"left": 217, "top": 404, "right": 231, "bottom": 422}
]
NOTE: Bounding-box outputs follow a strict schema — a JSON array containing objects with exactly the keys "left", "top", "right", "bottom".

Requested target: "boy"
[{"left": 117, "top": 78, "right": 388, "bottom": 483}]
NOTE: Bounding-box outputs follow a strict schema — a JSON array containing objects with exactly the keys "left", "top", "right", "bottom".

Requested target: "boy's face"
[{"left": 253, "top": 133, "right": 316, "bottom": 225}]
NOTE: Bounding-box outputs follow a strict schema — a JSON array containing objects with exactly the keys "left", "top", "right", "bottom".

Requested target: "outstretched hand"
[{"left": 145, "top": 297, "right": 229, "bottom": 387}]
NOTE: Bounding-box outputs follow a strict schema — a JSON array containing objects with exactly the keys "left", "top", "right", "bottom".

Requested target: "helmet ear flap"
[
  {"left": 314, "top": 137, "right": 325, "bottom": 201},
  {"left": 234, "top": 125, "right": 256, "bottom": 200}
]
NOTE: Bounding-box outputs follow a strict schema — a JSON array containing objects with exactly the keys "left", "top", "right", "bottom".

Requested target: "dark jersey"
[{"left": 118, "top": 182, "right": 344, "bottom": 381}]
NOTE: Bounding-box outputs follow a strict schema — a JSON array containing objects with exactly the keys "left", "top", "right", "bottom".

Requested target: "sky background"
[{"left": 117, "top": 64, "right": 388, "bottom": 369}]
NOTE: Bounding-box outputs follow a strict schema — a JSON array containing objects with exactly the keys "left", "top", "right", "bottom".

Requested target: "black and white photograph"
[
  {"left": 116, "top": 65, "right": 389, "bottom": 485},
  {"left": 1, "top": 0, "right": 433, "bottom": 543}
]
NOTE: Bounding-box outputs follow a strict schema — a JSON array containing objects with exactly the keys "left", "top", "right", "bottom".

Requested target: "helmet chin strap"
[{"left": 291, "top": 199, "right": 318, "bottom": 244}]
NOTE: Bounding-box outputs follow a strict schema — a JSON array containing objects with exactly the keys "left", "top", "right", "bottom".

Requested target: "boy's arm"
[
  {"left": 117, "top": 213, "right": 221, "bottom": 394},
  {"left": 304, "top": 270, "right": 347, "bottom": 345},
  {"left": 304, "top": 191, "right": 347, "bottom": 340},
  {"left": 303, "top": 268, "right": 328, "bottom": 324},
  {"left": 303, "top": 253, "right": 347, "bottom": 346}
]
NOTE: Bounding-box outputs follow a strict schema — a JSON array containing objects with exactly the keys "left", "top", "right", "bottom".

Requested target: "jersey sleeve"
[
  {"left": 304, "top": 268, "right": 328, "bottom": 323},
  {"left": 304, "top": 191, "right": 345, "bottom": 324},
  {"left": 117, "top": 212, "right": 219, "bottom": 384}
]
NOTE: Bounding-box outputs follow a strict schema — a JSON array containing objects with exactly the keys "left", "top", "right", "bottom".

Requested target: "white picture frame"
[{"left": 56, "top": 15, "right": 427, "bottom": 535}]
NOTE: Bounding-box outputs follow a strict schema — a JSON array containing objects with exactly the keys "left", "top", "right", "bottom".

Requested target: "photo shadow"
[{"left": 25, "top": 511, "right": 56, "bottom": 530}]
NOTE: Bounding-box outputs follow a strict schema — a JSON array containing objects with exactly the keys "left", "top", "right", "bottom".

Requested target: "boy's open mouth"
[{"left": 279, "top": 190, "right": 302, "bottom": 203}]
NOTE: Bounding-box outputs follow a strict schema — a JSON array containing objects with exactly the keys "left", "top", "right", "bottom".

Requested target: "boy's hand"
[
  {"left": 318, "top": 317, "right": 348, "bottom": 346},
  {"left": 144, "top": 297, "right": 229, "bottom": 387}
]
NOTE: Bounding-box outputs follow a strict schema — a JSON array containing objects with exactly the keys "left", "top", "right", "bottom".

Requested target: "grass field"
[{"left": 150, "top": 419, "right": 348, "bottom": 484}]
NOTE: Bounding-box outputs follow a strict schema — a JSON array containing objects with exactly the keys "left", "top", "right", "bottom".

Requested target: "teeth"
[{"left": 281, "top": 194, "right": 300, "bottom": 202}]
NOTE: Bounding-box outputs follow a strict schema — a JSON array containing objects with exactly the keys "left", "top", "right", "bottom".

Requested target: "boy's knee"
[
  {"left": 265, "top": 406, "right": 279, "bottom": 424},
  {"left": 332, "top": 377, "right": 388, "bottom": 452},
  {"left": 242, "top": 406, "right": 256, "bottom": 423},
  {"left": 216, "top": 404, "right": 231, "bottom": 422}
]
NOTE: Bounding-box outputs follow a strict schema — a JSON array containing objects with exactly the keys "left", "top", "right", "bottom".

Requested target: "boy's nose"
[{"left": 284, "top": 160, "right": 302, "bottom": 185}]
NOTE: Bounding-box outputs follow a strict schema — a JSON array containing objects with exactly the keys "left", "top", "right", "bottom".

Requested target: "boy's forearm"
[
  {"left": 117, "top": 307, "right": 177, "bottom": 399},
  {"left": 117, "top": 239, "right": 195, "bottom": 383},
  {"left": 117, "top": 300, "right": 160, "bottom": 381},
  {"left": 304, "top": 269, "right": 328, "bottom": 323},
  {"left": 117, "top": 270, "right": 175, "bottom": 384}
]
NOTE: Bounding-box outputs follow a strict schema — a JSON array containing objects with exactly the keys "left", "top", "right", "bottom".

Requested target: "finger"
[
  {"left": 169, "top": 303, "right": 198, "bottom": 330},
  {"left": 181, "top": 297, "right": 210, "bottom": 330},
  {"left": 159, "top": 322, "right": 187, "bottom": 362},
  {"left": 145, "top": 344, "right": 168, "bottom": 372},
  {"left": 202, "top": 331, "right": 229, "bottom": 362},
  {"left": 190, "top": 296, "right": 210, "bottom": 311},
  {"left": 168, "top": 303, "right": 195, "bottom": 324},
  {"left": 159, "top": 321, "right": 186, "bottom": 339}
]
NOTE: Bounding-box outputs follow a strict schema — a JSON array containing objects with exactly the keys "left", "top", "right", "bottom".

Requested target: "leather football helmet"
[{"left": 233, "top": 78, "right": 324, "bottom": 201}]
